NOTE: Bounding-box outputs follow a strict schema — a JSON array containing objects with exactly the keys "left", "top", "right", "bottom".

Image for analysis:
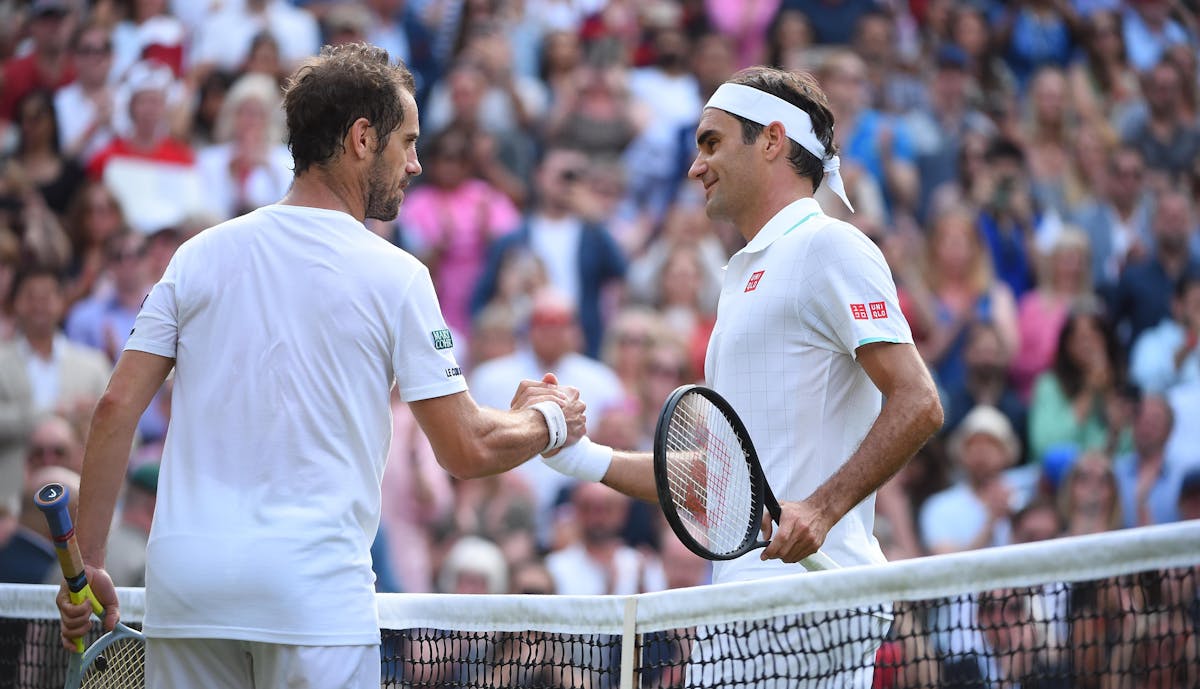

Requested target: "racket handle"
[
  {"left": 800, "top": 550, "right": 840, "bottom": 571},
  {"left": 34, "top": 483, "right": 105, "bottom": 652}
]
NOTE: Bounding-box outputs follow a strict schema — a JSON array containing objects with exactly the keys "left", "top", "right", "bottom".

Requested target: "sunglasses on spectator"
[{"left": 29, "top": 444, "right": 68, "bottom": 460}]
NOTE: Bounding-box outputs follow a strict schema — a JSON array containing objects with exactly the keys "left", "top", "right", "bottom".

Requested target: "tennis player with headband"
[{"left": 541, "top": 66, "right": 943, "bottom": 686}]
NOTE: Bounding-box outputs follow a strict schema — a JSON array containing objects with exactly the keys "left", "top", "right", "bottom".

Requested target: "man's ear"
[
  {"left": 763, "top": 121, "right": 788, "bottom": 161},
  {"left": 345, "top": 117, "right": 373, "bottom": 160}
]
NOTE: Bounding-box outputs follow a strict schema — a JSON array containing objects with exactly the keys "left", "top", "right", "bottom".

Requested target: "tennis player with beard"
[
  {"left": 54, "top": 43, "right": 585, "bottom": 688},
  {"left": 541, "top": 66, "right": 943, "bottom": 687}
]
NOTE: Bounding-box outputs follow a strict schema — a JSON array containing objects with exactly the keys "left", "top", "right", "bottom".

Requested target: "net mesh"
[
  {"left": 2, "top": 523, "right": 1197, "bottom": 689},
  {"left": 662, "top": 390, "right": 758, "bottom": 556}
]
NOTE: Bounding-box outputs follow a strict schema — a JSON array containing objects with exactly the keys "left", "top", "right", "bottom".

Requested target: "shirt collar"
[
  {"left": 735, "top": 197, "right": 824, "bottom": 257},
  {"left": 16, "top": 333, "right": 66, "bottom": 363}
]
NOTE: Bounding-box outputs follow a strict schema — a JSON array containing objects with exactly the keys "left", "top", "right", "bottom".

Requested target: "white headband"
[{"left": 705, "top": 83, "right": 854, "bottom": 212}]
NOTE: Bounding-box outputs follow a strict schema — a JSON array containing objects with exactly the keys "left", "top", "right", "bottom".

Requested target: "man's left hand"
[{"left": 759, "top": 500, "right": 832, "bottom": 564}]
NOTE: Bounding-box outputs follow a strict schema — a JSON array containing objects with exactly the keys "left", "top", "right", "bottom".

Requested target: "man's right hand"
[
  {"left": 511, "top": 373, "right": 588, "bottom": 451},
  {"left": 56, "top": 564, "right": 119, "bottom": 651}
]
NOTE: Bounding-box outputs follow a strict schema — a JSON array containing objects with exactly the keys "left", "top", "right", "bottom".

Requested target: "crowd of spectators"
[{"left": 1, "top": 0, "right": 1199, "bottom": 685}]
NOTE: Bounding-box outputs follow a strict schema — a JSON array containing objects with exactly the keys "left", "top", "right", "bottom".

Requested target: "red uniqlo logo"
[
  {"left": 744, "top": 270, "right": 765, "bottom": 292},
  {"left": 870, "top": 301, "right": 888, "bottom": 319},
  {"left": 850, "top": 303, "right": 869, "bottom": 320}
]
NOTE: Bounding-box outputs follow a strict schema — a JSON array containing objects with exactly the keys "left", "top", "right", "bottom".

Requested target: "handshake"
[{"left": 510, "top": 372, "right": 614, "bottom": 482}]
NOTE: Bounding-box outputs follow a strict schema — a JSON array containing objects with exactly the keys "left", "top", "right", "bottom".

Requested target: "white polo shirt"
[
  {"left": 125, "top": 204, "right": 467, "bottom": 644},
  {"left": 705, "top": 197, "right": 912, "bottom": 583}
]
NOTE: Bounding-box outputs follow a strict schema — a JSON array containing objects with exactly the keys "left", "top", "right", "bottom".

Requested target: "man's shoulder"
[
  {"left": 61, "top": 339, "right": 112, "bottom": 372},
  {"left": 0, "top": 341, "right": 23, "bottom": 378},
  {"left": 54, "top": 81, "right": 83, "bottom": 105},
  {"left": 797, "top": 215, "right": 885, "bottom": 266},
  {"left": 921, "top": 482, "right": 974, "bottom": 516},
  {"left": 1117, "top": 257, "right": 1166, "bottom": 286},
  {"left": 1133, "top": 318, "right": 1183, "bottom": 349},
  {"left": 544, "top": 543, "right": 588, "bottom": 568}
]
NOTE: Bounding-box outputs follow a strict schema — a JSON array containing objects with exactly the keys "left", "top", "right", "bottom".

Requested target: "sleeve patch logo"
[
  {"left": 432, "top": 329, "right": 454, "bottom": 350},
  {"left": 445, "top": 367, "right": 462, "bottom": 378},
  {"left": 850, "top": 303, "right": 869, "bottom": 320},
  {"left": 744, "top": 270, "right": 765, "bottom": 292},
  {"left": 869, "top": 301, "right": 888, "bottom": 319}
]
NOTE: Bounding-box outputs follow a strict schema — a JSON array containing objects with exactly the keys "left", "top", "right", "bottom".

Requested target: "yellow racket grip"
[{"left": 65, "top": 584, "right": 104, "bottom": 653}]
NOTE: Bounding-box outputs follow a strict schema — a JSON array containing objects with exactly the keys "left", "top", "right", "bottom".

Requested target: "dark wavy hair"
[
  {"left": 725, "top": 66, "right": 837, "bottom": 190},
  {"left": 282, "top": 43, "right": 416, "bottom": 174},
  {"left": 1051, "top": 305, "right": 1123, "bottom": 399}
]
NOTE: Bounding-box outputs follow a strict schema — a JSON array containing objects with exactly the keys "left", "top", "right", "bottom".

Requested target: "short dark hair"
[
  {"left": 724, "top": 67, "right": 837, "bottom": 190},
  {"left": 282, "top": 43, "right": 416, "bottom": 174},
  {"left": 8, "top": 264, "right": 63, "bottom": 307},
  {"left": 984, "top": 137, "right": 1026, "bottom": 167}
]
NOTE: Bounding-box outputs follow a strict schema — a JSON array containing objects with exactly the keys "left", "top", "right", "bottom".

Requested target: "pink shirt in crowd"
[
  {"left": 705, "top": 0, "right": 783, "bottom": 68},
  {"left": 1012, "top": 291, "right": 1070, "bottom": 402},
  {"left": 400, "top": 180, "right": 520, "bottom": 335},
  {"left": 380, "top": 399, "right": 454, "bottom": 593}
]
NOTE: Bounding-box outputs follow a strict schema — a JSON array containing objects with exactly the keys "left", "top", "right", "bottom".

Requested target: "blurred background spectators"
[{"left": 1, "top": 2, "right": 1199, "bottom": 678}]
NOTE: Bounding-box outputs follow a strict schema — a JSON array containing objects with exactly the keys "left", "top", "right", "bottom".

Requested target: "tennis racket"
[
  {"left": 653, "top": 384, "right": 838, "bottom": 570},
  {"left": 34, "top": 482, "right": 146, "bottom": 689}
]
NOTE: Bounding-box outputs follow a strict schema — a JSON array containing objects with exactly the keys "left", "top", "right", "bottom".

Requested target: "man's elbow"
[
  {"left": 435, "top": 439, "right": 499, "bottom": 481},
  {"left": 917, "top": 383, "right": 944, "bottom": 439},
  {"left": 92, "top": 387, "right": 136, "bottom": 426}
]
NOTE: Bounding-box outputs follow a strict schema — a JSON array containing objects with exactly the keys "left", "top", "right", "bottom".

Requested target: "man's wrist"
[
  {"left": 531, "top": 401, "right": 568, "bottom": 454},
  {"left": 541, "top": 437, "right": 613, "bottom": 482}
]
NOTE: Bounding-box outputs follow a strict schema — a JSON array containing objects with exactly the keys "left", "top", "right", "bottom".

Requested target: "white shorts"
[
  {"left": 685, "top": 607, "right": 892, "bottom": 689},
  {"left": 145, "top": 638, "right": 380, "bottom": 689}
]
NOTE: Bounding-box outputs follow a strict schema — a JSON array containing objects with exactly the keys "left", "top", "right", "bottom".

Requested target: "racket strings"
[
  {"left": 663, "top": 393, "right": 757, "bottom": 556},
  {"left": 81, "top": 636, "right": 145, "bottom": 689}
]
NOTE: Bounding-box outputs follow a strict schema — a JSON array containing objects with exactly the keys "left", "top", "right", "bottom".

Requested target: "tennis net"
[{"left": 2, "top": 522, "right": 1197, "bottom": 688}]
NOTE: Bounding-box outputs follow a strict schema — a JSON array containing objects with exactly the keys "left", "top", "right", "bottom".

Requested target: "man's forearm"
[
  {"left": 600, "top": 450, "right": 657, "bottom": 503},
  {"left": 77, "top": 396, "right": 141, "bottom": 565},
  {"left": 470, "top": 406, "right": 559, "bottom": 477},
  {"left": 808, "top": 384, "right": 942, "bottom": 527}
]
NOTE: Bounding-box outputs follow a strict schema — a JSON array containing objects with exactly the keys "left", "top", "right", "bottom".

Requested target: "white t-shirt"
[
  {"left": 125, "top": 204, "right": 467, "bottom": 644},
  {"left": 528, "top": 214, "right": 584, "bottom": 308},
  {"left": 54, "top": 83, "right": 115, "bottom": 163},
  {"left": 704, "top": 197, "right": 912, "bottom": 583},
  {"left": 188, "top": 2, "right": 319, "bottom": 72},
  {"left": 195, "top": 143, "right": 294, "bottom": 222},
  {"left": 545, "top": 543, "right": 666, "bottom": 595}
]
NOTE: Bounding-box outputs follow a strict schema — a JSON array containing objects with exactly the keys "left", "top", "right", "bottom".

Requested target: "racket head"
[
  {"left": 74, "top": 622, "right": 146, "bottom": 689},
  {"left": 653, "top": 384, "right": 768, "bottom": 561}
]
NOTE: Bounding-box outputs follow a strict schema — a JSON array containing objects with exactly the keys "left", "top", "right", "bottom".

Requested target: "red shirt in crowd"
[
  {"left": 86, "top": 137, "right": 196, "bottom": 180},
  {"left": 0, "top": 53, "right": 76, "bottom": 120}
]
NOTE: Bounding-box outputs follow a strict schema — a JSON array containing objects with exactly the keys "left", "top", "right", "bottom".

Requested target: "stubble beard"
[{"left": 364, "top": 155, "right": 402, "bottom": 221}]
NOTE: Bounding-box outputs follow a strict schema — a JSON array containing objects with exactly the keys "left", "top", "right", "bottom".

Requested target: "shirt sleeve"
[
  {"left": 799, "top": 223, "right": 913, "bottom": 358},
  {"left": 1129, "top": 326, "right": 1176, "bottom": 395},
  {"left": 124, "top": 254, "right": 181, "bottom": 359},
  {"left": 391, "top": 266, "right": 469, "bottom": 403}
]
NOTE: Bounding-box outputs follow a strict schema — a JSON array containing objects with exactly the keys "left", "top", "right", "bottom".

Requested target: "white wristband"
[
  {"left": 541, "top": 436, "right": 613, "bottom": 482},
  {"left": 531, "top": 400, "right": 568, "bottom": 454}
]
